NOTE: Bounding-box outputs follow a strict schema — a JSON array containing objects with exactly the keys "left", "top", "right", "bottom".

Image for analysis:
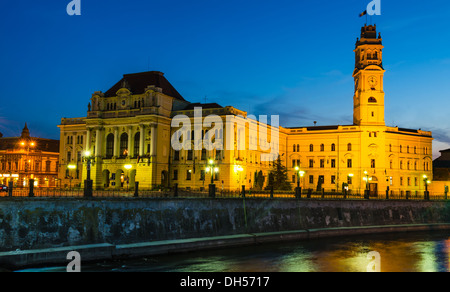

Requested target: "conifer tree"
[{"left": 265, "top": 155, "right": 292, "bottom": 191}]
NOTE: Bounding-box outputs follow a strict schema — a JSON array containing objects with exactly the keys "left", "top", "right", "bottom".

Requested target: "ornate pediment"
[{"left": 116, "top": 88, "right": 131, "bottom": 97}]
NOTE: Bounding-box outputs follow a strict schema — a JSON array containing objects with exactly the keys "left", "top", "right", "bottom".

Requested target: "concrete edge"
[
  {"left": 0, "top": 243, "right": 115, "bottom": 270},
  {"left": 3, "top": 224, "right": 450, "bottom": 270}
]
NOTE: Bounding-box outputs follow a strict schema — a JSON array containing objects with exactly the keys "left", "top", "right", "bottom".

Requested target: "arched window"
[
  {"left": 309, "top": 144, "right": 314, "bottom": 152},
  {"left": 320, "top": 144, "right": 325, "bottom": 152},
  {"left": 106, "top": 134, "right": 114, "bottom": 158},
  {"left": 368, "top": 97, "right": 377, "bottom": 103},
  {"left": 347, "top": 143, "right": 352, "bottom": 151},
  {"left": 293, "top": 145, "right": 296, "bottom": 153},
  {"left": 134, "top": 132, "right": 140, "bottom": 157},
  {"left": 120, "top": 133, "right": 128, "bottom": 157},
  {"left": 297, "top": 144, "right": 300, "bottom": 152},
  {"left": 331, "top": 144, "right": 336, "bottom": 151}
]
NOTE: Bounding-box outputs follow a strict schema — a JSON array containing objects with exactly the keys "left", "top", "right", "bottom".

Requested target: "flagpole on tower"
[{"left": 359, "top": 10, "right": 368, "bottom": 24}]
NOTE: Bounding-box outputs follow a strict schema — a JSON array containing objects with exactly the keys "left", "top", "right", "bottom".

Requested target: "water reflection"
[{"left": 16, "top": 231, "right": 450, "bottom": 272}]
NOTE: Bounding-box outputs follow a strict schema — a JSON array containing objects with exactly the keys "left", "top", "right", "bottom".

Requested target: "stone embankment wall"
[{"left": 1, "top": 198, "right": 449, "bottom": 252}]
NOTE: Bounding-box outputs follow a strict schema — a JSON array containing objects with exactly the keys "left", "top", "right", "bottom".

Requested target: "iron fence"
[{"left": 0, "top": 187, "right": 448, "bottom": 201}]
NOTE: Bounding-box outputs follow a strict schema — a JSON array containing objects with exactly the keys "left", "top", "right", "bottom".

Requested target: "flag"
[{"left": 359, "top": 10, "right": 367, "bottom": 17}]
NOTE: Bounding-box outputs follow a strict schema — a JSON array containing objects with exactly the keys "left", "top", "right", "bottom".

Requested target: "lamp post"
[
  {"left": 206, "top": 159, "right": 219, "bottom": 198},
  {"left": 234, "top": 164, "right": 244, "bottom": 195},
  {"left": 385, "top": 176, "right": 392, "bottom": 200},
  {"left": 67, "top": 164, "right": 77, "bottom": 190},
  {"left": 363, "top": 171, "right": 371, "bottom": 199},
  {"left": 345, "top": 173, "right": 354, "bottom": 199},
  {"left": 83, "top": 151, "right": 93, "bottom": 198},
  {"left": 294, "top": 166, "right": 305, "bottom": 199},
  {"left": 20, "top": 140, "right": 35, "bottom": 188},
  {"left": 124, "top": 164, "right": 132, "bottom": 192},
  {"left": 423, "top": 175, "right": 431, "bottom": 200}
]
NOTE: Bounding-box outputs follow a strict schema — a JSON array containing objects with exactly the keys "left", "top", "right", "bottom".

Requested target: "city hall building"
[{"left": 58, "top": 25, "right": 433, "bottom": 196}]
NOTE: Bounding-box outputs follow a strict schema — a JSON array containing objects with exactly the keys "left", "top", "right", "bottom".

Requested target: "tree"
[
  {"left": 265, "top": 156, "right": 292, "bottom": 191},
  {"left": 252, "top": 170, "right": 265, "bottom": 191}
]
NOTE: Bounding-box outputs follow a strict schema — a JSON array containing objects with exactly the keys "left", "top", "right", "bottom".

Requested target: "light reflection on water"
[{"left": 17, "top": 231, "right": 450, "bottom": 272}]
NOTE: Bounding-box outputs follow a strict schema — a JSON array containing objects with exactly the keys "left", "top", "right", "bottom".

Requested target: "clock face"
[{"left": 368, "top": 76, "right": 378, "bottom": 87}]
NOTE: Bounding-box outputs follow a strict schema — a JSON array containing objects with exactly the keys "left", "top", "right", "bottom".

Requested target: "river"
[{"left": 17, "top": 230, "right": 450, "bottom": 272}]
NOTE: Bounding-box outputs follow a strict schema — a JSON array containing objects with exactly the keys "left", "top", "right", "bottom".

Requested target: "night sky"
[{"left": 1, "top": 0, "right": 449, "bottom": 158}]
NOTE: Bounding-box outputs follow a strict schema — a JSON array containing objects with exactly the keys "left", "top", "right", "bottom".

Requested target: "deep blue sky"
[{"left": 1, "top": 0, "right": 449, "bottom": 158}]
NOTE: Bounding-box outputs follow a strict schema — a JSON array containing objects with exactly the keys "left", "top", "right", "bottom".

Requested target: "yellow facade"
[
  {"left": 0, "top": 124, "right": 60, "bottom": 188},
  {"left": 58, "top": 25, "right": 433, "bottom": 196}
]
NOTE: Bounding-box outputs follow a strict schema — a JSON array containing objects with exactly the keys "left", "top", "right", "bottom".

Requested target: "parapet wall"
[{"left": 0, "top": 198, "right": 449, "bottom": 252}]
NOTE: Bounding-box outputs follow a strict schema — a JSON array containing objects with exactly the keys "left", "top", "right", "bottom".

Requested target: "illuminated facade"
[
  {"left": 0, "top": 124, "right": 60, "bottom": 188},
  {"left": 284, "top": 25, "right": 433, "bottom": 197},
  {"left": 58, "top": 25, "right": 433, "bottom": 196}
]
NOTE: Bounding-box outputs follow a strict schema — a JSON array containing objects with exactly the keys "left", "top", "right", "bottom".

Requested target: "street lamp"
[
  {"left": 294, "top": 166, "right": 305, "bottom": 198},
  {"left": 344, "top": 173, "right": 354, "bottom": 199},
  {"left": 363, "top": 171, "right": 372, "bottom": 199},
  {"left": 82, "top": 151, "right": 93, "bottom": 197},
  {"left": 20, "top": 140, "right": 36, "bottom": 187},
  {"left": 206, "top": 159, "right": 219, "bottom": 185},
  {"left": 124, "top": 164, "right": 132, "bottom": 191},
  {"left": 423, "top": 175, "right": 431, "bottom": 200},
  {"left": 206, "top": 159, "right": 219, "bottom": 198},
  {"left": 385, "top": 176, "right": 392, "bottom": 200},
  {"left": 234, "top": 165, "right": 244, "bottom": 193},
  {"left": 67, "top": 164, "right": 77, "bottom": 190}
]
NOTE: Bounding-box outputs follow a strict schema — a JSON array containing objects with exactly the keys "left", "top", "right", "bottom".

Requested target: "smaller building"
[
  {"left": 0, "top": 124, "right": 60, "bottom": 188},
  {"left": 432, "top": 149, "right": 450, "bottom": 195}
]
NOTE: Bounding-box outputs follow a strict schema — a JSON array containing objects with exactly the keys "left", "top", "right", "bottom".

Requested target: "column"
[
  {"left": 151, "top": 124, "right": 157, "bottom": 157},
  {"left": 86, "top": 128, "right": 91, "bottom": 153},
  {"left": 113, "top": 127, "right": 119, "bottom": 158},
  {"left": 95, "top": 127, "right": 103, "bottom": 157},
  {"left": 139, "top": 124, "right": 145, "bottom": 157},
  {"left": 128, "top": 126, "right": 133, "bottom": 157}
]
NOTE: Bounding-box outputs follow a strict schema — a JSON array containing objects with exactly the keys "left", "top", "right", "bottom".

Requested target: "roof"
[
  {"left": 0, "top": 124, "right": 59, "bottom": 153},
  {"left": 285, "top": 125, "right": 349, "bottom": 131},
  {"left": 0, "top": 137, "right": 59, "bottom": 153},
  {"left": 104, "top": 71, "right": 185, "bottom": 101},
  {"left": 182, "top": 103, "right": 223, "bottom": 110}
]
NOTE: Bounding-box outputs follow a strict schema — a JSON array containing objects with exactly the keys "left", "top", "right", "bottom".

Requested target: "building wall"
[
  {"left": 56, "top": 26, "right": 434, "bottom": 195},
  {"left": 58, "top": 118, "right": 87, "bottom": 188},
  {"left": 284, "top": 125, "right": 433, "bottom": 196},
  {"left": 0, "top": 150, "right": 59, "bottom": 188},
  {"left": 0, "top": 127, "right": 59, "bottom": 188},
  {"left": 1, "top": 198, "right": 450, "bottom": 252}
]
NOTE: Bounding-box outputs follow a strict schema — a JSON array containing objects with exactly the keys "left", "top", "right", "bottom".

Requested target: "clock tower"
[{"left": 353, "top": 25, "right": 386, "bottom": 126}]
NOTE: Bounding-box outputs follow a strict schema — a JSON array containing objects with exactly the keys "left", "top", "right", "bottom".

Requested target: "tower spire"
[
  {"left": 352, "top": 25, "right": 386, "bottom": 127},
  {"left": 21, "top": 123, "right": 31, "bottom": 139}
]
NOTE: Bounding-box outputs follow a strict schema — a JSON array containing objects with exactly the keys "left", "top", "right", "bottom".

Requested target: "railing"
[{"left": 0, "top": 187, "right": 448, "bottom": 201}]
